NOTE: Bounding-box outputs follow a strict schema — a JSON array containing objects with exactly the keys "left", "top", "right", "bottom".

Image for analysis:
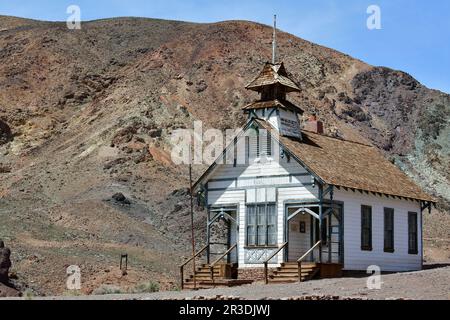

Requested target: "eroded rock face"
[
  {"left": 0, "top": 240, "right": 12, "bottom": 285},
  {"left": 0, "top": 283, "right": 20, "bottom": 298},
  {"left": 0, "top": 120, "right": 12, "bottom": 145}
]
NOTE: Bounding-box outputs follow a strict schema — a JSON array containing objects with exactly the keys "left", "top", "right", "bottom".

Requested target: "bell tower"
[{"left": 243, "top": 16, "right": 303, "bottom": 139}]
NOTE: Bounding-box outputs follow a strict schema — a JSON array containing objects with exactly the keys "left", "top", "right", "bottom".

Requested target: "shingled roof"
[
  {"left": 246, "top": 62, "right": 301, "bottom": 92},
  {"left": 255, "top": 119, "right": 435, "bottom": 202}
]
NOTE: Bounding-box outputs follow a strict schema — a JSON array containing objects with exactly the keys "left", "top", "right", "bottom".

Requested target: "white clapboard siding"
[
  {"left": 208, "top": 190, "right": 245, "bottom": 206},
  {"left": 278, "top": 186, "right": 319, "bottom": 202},
  {"left": 238, "top": 176, "right": 290, "bottom": 188},
  {"left": 212, "top": 160, "right": 309, "bottom": 180},
  {"left": 208, "top": 179, "right": 236, "bottom": 190},
  {"left": 248, "top": 134, "right": 259, "bottom": 162},
  {"left": 267, "top": 109, "right": 280, "bottom": 131},
  {"left": 334, "top": 189, "right": 422, "bottom": 272}
]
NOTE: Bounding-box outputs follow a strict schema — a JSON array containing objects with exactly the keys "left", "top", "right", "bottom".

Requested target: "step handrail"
[
  {"left": 211, "top": 244, "right": 238, "bottom": 267},
  {"left": 179, "top": 243, "right": 209, "bottom": 290},
  {"left": 297, "top": 240, "right": 321, "bottom": 282},
  {"left": 264, "top": 242, "right": 288, "bottom": 285},
  {"left": 297, "top": 240, "right": 322, "bottom": 263},
  {"left": 180, "top": 244, "right": 210, "bottom": 268},
  {"left": 210, "top": 244, "right": 238, "bottom": 284}
]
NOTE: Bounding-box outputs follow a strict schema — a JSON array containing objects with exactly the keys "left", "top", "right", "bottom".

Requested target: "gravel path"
[{"left": 4, "top": 266, "right": 450, "bottom": 300}]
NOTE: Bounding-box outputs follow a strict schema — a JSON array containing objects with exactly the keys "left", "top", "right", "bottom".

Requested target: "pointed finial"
[{"left": 272, "top": 14, "right": 277, "bottom": 64}]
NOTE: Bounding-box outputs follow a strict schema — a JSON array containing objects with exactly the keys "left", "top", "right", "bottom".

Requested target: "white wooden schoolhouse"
[{"left": 180, "top": 59, "right": 435, "bottom": 289}]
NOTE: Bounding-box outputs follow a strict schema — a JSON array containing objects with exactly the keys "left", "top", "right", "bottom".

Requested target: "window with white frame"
[{"left": 246, "top": 203, "right": 277, "bottom": 247}]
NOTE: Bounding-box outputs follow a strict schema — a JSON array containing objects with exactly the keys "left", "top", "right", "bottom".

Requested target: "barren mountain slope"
[{"left": 0, "top": 17, "right": 448, "bottom": 295}]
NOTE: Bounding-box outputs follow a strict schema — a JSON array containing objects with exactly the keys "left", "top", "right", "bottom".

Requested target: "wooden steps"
[
  {"left": 183, "top": 262, "right": 326, "bottom": 289},
  {"left": 185, "top": 265, "right": 220, "bottom": 282},
  {"left": 268, "top": 262, "right": 320, "bottom": 284},
  {"left": 183, "top": 263, "right": 253, "bottom": 290},
  {"left": 183, "top": 279, "right": 254, "bottom": 290}
]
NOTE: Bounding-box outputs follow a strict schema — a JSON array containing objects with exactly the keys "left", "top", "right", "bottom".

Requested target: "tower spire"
[{"left": 272, "top": 14, "right": 277, "bottom": 64}]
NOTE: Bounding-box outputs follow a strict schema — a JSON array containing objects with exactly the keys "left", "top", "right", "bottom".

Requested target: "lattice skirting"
[{"left": 244, "top": 248, "right": 279, "bottom": 264}]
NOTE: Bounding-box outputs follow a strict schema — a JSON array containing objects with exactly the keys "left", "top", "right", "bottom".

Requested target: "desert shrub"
[
  {"left": 170, "top": 285, "right": 181, "bottom": 292},
  {"left": 23, "top": 289, "right": 35, "bottom": 300},
  {"left": 92, "top": 285, "right": 123, "bottom": 295},
  {"left": 131, "top": 281, "right": 160, "bottom": 294},
  {"left": 63, "top": 290, "right": 82, "bottom": 297}
]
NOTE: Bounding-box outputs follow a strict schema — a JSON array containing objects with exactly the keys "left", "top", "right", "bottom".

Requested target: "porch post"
[
  {"left": 328, "top": 209, "right": 332, "bottom": 263},
  {"left": 284, "top": 205, "right": 289, "bottom": 262},
  {"left": 206, "top": 209, "right": 211, "bottom": 264},
  {"left": 227, "top": 219, "right": 232, "bottom": 263},
  {"left": 205, "top": 184, "right": 210, "bottom": 264},
  {"left": 318, "top": 183, "right": 323, "bottom": 264},
  {"left": 310, "top": 215, "right": 314, "bottom": 262},
  {"left": 339, "top": 205, "right": 344, "bottom": 265},
  {"left": 419, "top": 201, "right": 430, "bottom": 271}
]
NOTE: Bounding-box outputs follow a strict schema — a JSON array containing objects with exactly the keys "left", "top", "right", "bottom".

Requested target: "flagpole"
[
  {"left": 272, "top": 14, "right": 277, "bottom": 64},
  {"left": 189, "top": 148, "right": 197, "bottom": 290}
]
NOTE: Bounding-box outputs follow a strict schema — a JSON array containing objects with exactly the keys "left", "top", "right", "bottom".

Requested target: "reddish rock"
[{"left": 149, "top": 147, "right": 173, "bottom": 166}]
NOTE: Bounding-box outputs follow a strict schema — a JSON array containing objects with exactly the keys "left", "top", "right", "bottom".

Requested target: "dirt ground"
[{"left": 4, "top": 265, "right": 449, "bottom": 301}]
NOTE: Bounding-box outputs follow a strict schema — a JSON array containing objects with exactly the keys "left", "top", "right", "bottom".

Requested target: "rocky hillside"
[{"left": 0, "top": 16, "right": 448, "bottom": 295}]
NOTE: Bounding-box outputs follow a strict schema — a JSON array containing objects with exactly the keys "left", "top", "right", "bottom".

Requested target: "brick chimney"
[{"left": 303, "top": 114, "right": 324, "bottom": 134}]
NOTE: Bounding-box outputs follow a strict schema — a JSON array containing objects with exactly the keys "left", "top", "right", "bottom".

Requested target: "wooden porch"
[
  {"left": 180, "top": 190, "right": 345, "bottom": 290},
  {"left": 180, "top": 239, "right": 343, "bottom": 290},
  {"left": 180, "top": 244, "right": 254, "bottom": 290},
  {"left": 263, "top": 240, "right": 343, "bottom": 284}
]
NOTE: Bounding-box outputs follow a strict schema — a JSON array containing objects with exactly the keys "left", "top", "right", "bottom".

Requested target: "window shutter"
[
  {"left": 384, "top": 208, "right": 394, "bottom": 252},
  {"left": 256, "top": 134, "right": 260, "bottom": 158},
  {"left": 248, "top": 133, "right": 260, "bottom": 161},
  {"left": 361, "top": 205, "right": 372, "bottom": 251},
  {"left": 408, "top": 212, "right": 418, "bottom": 254},
  {"left": 245, "top": 136, "right": 249, "bottom": 164},
  {"left": 267, "top": 132, "right": 272, "bottom": 157}
]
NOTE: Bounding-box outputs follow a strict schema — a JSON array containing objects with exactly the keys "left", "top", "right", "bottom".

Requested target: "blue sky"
[{"left": 1, "top": 0, "right": 449, "bottom": 93}]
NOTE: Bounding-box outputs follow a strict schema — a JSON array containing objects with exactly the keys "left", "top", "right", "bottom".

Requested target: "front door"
[{"left": 287, "top": 208, "right": 313, "bottom": 262}]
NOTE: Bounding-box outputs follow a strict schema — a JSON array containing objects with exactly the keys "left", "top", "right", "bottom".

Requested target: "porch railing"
[
  {"left": 179, "top": 243, "right": 209, "bottom": 290},
  {"left": 209, "top": 244, "right": 237, "bottom": 285},
  {"left": 263, "top": 242, "right": 288, "bottom": 285},
  {"left": 297, "top": 240, "right": 322, "bottom": 282}
]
